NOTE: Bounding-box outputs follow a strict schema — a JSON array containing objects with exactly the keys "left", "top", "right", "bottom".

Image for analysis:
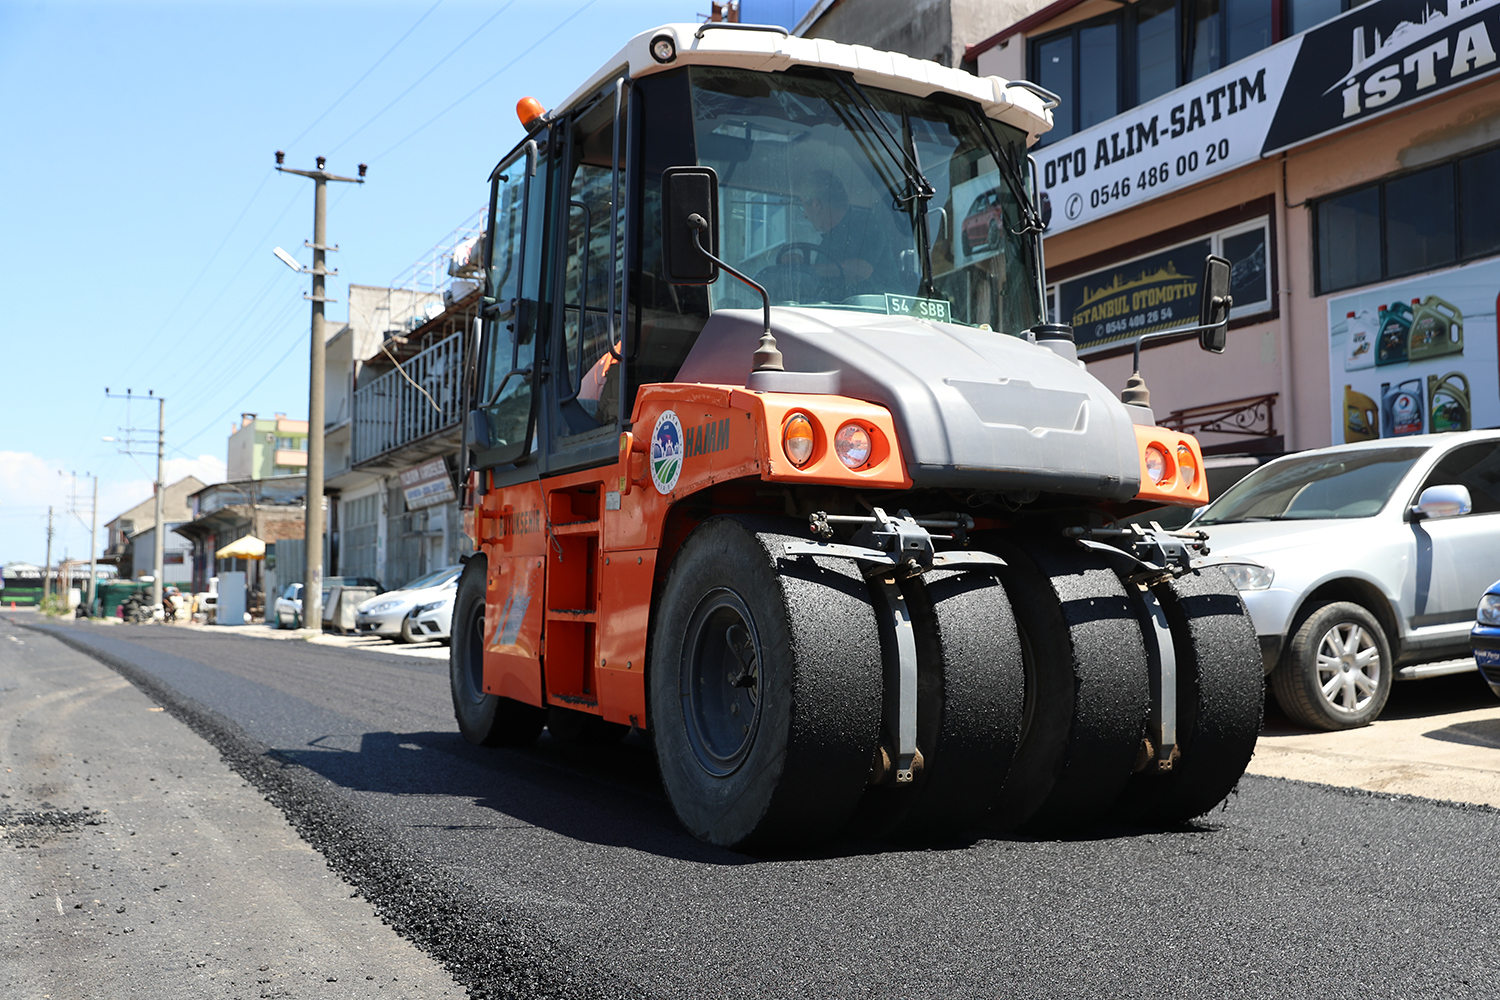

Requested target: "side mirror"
[
  {"left": 1198, "top": 254, "right": 1232, "bottom": 353},
  {"left": 1412, "top": 483, "right": 1472, "bottom": 520},
  {"left": 662, "top": 166, "right": 719, "bottom": 285}
]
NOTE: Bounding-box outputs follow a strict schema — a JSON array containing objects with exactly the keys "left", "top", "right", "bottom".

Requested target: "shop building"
[{"left": 968, "top": 0, "right": 1500, "bottom": 452}]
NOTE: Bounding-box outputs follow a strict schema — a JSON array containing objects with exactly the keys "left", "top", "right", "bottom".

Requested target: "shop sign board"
[
  {"left": 1038, "top": 0, "right": 1500, "bottom": 236},
  {"left": 1058, "top": 239, "right": 1213, "bottom": 353},
  {"left": 1327, "top": 255, "right": 1500, "bottom": 444},
  {"left": 400, "top": 458, "right": 456, "bottom": 511}
]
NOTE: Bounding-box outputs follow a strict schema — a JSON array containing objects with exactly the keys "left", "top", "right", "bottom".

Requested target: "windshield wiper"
[
  {"left": 823, "top": 71, "right": 938, "bottom": 297},
  {"left": 969, "top": 107, "right": 1044, "bottom": 237}
]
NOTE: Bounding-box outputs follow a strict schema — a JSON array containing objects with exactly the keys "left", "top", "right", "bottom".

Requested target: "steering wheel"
[{"left": 754, "top": 242, "right": 845, "bottom": 303}]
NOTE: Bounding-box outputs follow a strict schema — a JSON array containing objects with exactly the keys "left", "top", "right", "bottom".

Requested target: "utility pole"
[
  {"left": 275, "top": 152, "right": 365, "bottom": 630},
  {"left": 44, "top": 506, "right": 54, "bottom": 599},
  {"left": 66, "top": 472, "right": 100, "bottom": 613},
  {"left": 106, "top": 389, "right": 167, "bottom": 612}
]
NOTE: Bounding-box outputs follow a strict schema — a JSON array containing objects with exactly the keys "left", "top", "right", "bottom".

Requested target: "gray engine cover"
[{"left": 675, "top": 309, "right": 1144, "bottom": 500}]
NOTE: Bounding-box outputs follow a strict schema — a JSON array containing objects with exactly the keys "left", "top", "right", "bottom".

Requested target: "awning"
[{"left": 215, "top": 535, "right": 266, "bottom": 560}]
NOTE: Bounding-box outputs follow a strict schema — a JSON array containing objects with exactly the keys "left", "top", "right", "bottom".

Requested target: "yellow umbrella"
[{"left": 215, "top": 535, "right": 266, "bottom": 560}]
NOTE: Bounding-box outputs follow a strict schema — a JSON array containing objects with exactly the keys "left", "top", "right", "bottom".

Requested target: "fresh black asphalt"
[{"left": 25, "top": 620, "right": 1500, "bottom": 999}]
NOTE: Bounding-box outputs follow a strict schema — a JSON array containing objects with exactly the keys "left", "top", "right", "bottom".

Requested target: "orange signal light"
[{"left": 517, "top": 96, "right": 546, "bottom": 129}]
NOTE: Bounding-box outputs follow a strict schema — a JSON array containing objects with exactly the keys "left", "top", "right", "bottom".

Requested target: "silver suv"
[{"left": 1189, "top": 431, "right": 1500, "bottom": 730}]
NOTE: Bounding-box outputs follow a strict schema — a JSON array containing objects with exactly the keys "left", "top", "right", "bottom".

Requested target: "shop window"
[
  {"left": 1285, "top": 0, "right": 1371, "bottom": 37},
  {"left": 1314, "top": 146, "right": 1500, "bottom": 294},
  {"left": 1460, "top": 147, "right": 1500, "bottom": 260},
  {"left": 1031, "top": 0, "right": 1273, "bottom": 144},
  {"left": 1316, "top": 186, "right": 1381, "bottom": 293},
  {"left": 1135, "top": 0, "right": 1178, "bottom": 104},
  {"left": 1385, "top": 166, "right": 1455, "bottom": 278}
]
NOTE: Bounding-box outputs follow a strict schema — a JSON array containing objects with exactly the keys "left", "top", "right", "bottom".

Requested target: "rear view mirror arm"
[{"left": 687, "top": 214, "right": 783, "bottom": 372}]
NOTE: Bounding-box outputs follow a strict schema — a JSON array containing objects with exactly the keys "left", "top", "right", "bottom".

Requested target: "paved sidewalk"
[{"left": 1246, "top": 675, "right": 1500, "bottom": 807}]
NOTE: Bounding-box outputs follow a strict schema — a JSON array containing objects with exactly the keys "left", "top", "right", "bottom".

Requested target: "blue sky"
[{"left": 0, "top": 0, "right": 825, "bottom": 567}]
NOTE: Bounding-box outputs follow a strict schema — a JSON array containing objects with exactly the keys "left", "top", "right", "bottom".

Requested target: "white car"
[
  {"left": 1190, "top": 431, "right": 1500, "bottom": 730},
  {"left": 273, "top": 577, "right": 383, "bottom": 629},
  {"left": 407, "top": 586, "right": 457, "bottom": 644},
  {"left": 354, "top": 566, "right": 462, "bottom": 642}
]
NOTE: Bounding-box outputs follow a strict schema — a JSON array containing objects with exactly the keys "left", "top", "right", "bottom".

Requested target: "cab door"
[{"left": 471, "top": 134, "right": 553, "bottom": 706}]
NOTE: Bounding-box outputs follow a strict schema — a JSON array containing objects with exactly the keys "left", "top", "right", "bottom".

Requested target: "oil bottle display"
[
  {"left": 1380, "top": 379, "right": 1425, "bottom": 437},
  {"left": 1428, "top": 371, "right": 1471, "bottom": 432},
  {"left": 1408, "top": 296, "right": 1463, "bottom": 361},
  {"left": 1375, "top": 301, "right": 1414, "bottom": 366},
  {"left": 1343, "top": 309, "right": 1376, "bottom": 370}
]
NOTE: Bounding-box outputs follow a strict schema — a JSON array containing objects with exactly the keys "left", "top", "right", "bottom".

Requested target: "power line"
[
  {"left": 371, "top": 0, "right": 599, "bottom": 163},
  {"left": 284, "top": 0, "right": 446, "bottom": 152},
  {"left": 329, "top": 0, "right": 518, "bottom": 156},
  {"left": 174, "top": 329, "right": 308, "bottom": 452}
]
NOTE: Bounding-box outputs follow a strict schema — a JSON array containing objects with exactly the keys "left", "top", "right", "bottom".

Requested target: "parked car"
[
  {"left": 354, "top": 565, "right": 462, "bottom": 642},
  {"left": 960, "top": 188, "right": 1005, "bottom": 256},
  {"left": 273, "top": 577, "right": 384, "bottom": 629},
  {"left": 1189, "top": 431, "right": 1500, "bottom": 730},
  {"left": 406, "top": 586, "right": 457, "bottom": 644},
  {"left": 1469, "top": 580, "right": 1500, "bottom": 700}
]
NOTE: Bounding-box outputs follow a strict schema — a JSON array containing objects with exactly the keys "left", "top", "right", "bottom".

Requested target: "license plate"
[{"left": 885, "top": 293, "right": 950, "bottom": 322}]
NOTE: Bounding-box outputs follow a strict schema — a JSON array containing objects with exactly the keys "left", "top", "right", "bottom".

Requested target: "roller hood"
[{"left": 675, "top": 309, "right": 1144, "bottom": 500}]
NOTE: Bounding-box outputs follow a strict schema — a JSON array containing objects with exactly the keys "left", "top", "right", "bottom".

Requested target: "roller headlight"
[
  {"left": 1221, "top": 563, "right": 1275, "bottom": 591},
  {"left": 1177, "top": 444, "right": 1198, "bottom": 488},
  {"left": 366, "top": 600, "right": 405, "bottom": 614},
  {"left": 783, "top": 413, "right": 815, "bottom": 467},
  {"left": 1477, "top": 593, "right": 1500, "bottom": 626},
  {"left": 834, "top": 423, "right": 872, "bottom": 469},
  {"left": 1144, "top": 445, "right": 1169, "bottom": 484}
]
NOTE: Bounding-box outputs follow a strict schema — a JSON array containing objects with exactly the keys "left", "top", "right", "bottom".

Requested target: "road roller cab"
[{"left": 450, "top": 22, "right": 1263, "bottom": 849}]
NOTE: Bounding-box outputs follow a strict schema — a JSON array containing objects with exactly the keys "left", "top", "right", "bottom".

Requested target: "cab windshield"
[{"left": 688, "top": 66, "right": 1042, "bottom": 334}]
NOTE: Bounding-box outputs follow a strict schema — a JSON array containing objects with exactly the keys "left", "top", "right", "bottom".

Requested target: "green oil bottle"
[{"left": 1428, "top": 371, "right": 1471, "bottom": 432}]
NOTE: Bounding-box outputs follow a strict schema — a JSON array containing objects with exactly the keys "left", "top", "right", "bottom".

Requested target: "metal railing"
[
  {"left": 352, "top": 330, "right": 465, "bottom": 464},
  {"left": 380, "top": 206, "right": 487, "bottom": 336},
  {"left": 1160, "top": 393, "right": 1278, "bottom": 438}
]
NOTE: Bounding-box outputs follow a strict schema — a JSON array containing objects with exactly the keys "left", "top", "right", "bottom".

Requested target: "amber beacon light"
[{"left": 517, "top": 97, "right": 546, "bottom": 129}]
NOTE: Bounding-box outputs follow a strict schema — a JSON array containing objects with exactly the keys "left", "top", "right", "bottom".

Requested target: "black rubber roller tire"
[
  {"left": 1114, "top": 567, "right": 1264, "bottom": 825},
  {"left": 650, "top": 516, "right": 882, "bottom": 851},
  {"left": 857, "top": 568, "right": 1025, "bottom": 840},
  {"left": 449, "top": 556, "right": 546, "bottom": 747},
  {"left": 991, "top": 540, "right": 1149, "bottom": 832}
]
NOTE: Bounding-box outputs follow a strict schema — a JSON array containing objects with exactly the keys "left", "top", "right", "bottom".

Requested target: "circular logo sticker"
[{"left": 651, "top": 410, "right": 685, "bottom": 494}]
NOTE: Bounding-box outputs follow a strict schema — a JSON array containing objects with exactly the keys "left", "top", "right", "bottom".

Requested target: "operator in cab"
[{"left": 795, "top": 169, "right": 897, "bottom": 297}]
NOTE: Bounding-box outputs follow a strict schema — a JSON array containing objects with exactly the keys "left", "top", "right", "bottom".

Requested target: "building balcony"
[
  {"left": 352, "top": 328, "right": 464, "bottom": 469},
  {"left": 274, "top": 448, "right": 308, "bottom": 468}
]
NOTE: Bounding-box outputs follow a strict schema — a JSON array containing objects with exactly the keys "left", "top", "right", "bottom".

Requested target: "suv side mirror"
[
  {"left": 1198, "top": 254, "right": 1232, "bottom": 353},
  {"left": 1412, "top": 483, "right": 1473, "bottom": 520},
  {"left": 662, "top": 166, "right": 719, "bottom": 285}
]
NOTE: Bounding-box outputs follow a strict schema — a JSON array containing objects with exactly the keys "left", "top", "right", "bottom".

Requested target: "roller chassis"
[{"left": 456, "top": 383, "right": 1262, "bottom": 849}]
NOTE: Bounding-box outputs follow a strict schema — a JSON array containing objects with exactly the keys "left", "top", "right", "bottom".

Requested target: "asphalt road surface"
[{"left": 8, "top": 614, "right": 1500, "bottom": 999}]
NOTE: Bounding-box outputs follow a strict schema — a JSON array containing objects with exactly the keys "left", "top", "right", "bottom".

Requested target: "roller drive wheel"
[
  {"left": 449, "top": 556, "right": 546, "bottom": 747},
  {"left": 548, "top": 705, "right": 630, "bottom": 744},
  {"left": 1271, "top": 601, "right": 1392, "bottom": 730},
  {"left": 650, "top": 517, "right": 882, "bottom": 850},
  {"left": 991, "top": 540, "right": 1149, "bottom": 832},
  {"left": 1114, "top": 568, "right": 1264, "bottom": 825},
  {"left": 857, "top": 568, "right": 1024, "bottom": 840}
]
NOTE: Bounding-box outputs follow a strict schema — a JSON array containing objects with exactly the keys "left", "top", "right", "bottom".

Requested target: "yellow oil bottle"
[{"left": 1344, "top": 385, "right": 1379, "bottom": 442}]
